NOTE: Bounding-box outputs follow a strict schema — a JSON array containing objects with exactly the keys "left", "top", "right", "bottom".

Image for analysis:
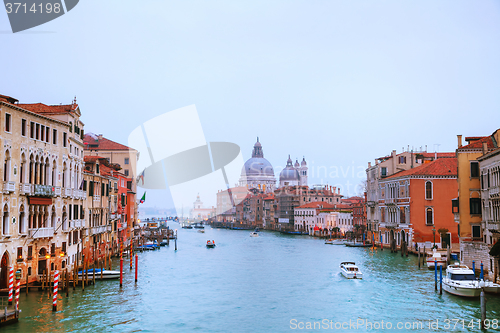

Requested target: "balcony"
[
  {"left": 486, "top": 220, "right": 499, "bottom": 231},
  {"left": 385, "top": 198, "right": 396, "bottom": 205},
  {"left": 34, "top": 184, "right": 55, "bottom": 197},
  {"left": 366, "top": 201, "right": 376, "bottom": 207},
  {"left": 73, "top": 219, "right": 82, "bottom": 228},
  {"left": 29, "top": 227, "right": 54, "bottom": 239},
  {"left": 490, "top": 187, "right": 499, "bottom": 197},
  {"left": 64, "top": 188, "right": 72, "bottom": 197},
  {"left": 54, "top": 186, "right": 61, "bottom": 196},
  {"left": 91, "top": 225, "right": 108, "bottom": 235},
  {"left": 3, "top": 181, "right": 15, "bottom": 193},
  {"left": 19, "top": 183, "right": 32, "bottom": 195}
]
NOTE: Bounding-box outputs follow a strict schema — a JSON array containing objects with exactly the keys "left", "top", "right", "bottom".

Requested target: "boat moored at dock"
[{"left": 442, "top": 264, "right": 481, "bottom": 297}]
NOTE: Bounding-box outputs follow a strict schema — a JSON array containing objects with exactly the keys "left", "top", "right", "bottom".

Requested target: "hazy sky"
[{"left": 2, "top": 1, "right": 500, "bottom": 211}]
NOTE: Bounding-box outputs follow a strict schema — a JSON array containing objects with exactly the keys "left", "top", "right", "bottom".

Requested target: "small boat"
[
  {"left": 198, "top": 229, "right": 205, "bottom": 233},
  {"left": 194, "top": 224, "right": 205, "bottom": 229},
  {"left": 78, "top": 269, "right": 120, "bottom": 280},
  {"left": 182, "top": 225, "right": 193, "bottom": 229},
  {"left": 426, "top": 250, "right": 447, "bottom": 269},
  {"left": 160, "top": 239, "right": 169, "bottom": 246},
  {"left": 484, "top": 281, "right": 500, "bottom": 294},
  {"left": 442, "top": 264, "right": 481, "bottom": 297},
  {"left": 340, "top": 262, "right": 363, "bottom": 279},
  {"left": 250, "top": 231, "right": 259, "bottom": 237},
  {"left": 206, "top": 240, "right": 216, "bottom": 248},
  {"left": 345, "top": 242, "right": 372, "bottom": 247},
  {"left": 325, "top": 239, "right": 347, "bottom": 245},
  {"left": 137, "top": 241, "right": 159, "bottom": 251}
]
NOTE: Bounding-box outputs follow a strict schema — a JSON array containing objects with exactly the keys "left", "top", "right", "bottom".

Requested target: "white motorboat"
[
  {"left": 426, "top": 250, "right": 447, "bottom": 269},
  {"left": 78, "top": 268, "right": 121, "bottom": 280},
  {"left": 250, "top": 231, "right": 259, "bottom": 237},
  {"left": 206, "top": 240, "right": 216, "bottom": 248},
  {"left": 483, "top": 281, "right": 500, "bottom": 294},
  {"left": 340, "top": 262, "right": 363, "bottom": 279},
  {"left": 325, "top": 239, "right": 346, "bottom": 245},
  {"left": 442, "top": 264, "right": 481, "bottom": 297}
]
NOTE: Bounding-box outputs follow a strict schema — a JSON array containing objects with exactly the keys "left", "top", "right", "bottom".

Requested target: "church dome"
[
  {"left": 301, "top": 157, "right": 307, "bottom": 166},
  {"left": 280, "top": 155, "right": 300, "bottom": 182},
  {"left": 240, "top": 138, "right": 275, "bottom": 179}
]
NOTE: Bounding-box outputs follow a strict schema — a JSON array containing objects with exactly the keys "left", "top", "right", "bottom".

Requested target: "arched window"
[
  {"left": 426, "top": 207, "right": 433, "bottom": 225},
  {"left": 425, "top": 181, "right": 433, "bottom": 200}
]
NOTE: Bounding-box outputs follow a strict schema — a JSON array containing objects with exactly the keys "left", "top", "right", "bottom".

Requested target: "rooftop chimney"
[
  {"left": 482, "top": 142, "right": 488, "bottom": 155},
  {"left": 457, "top": 135, "right": 462, "bottom": 148}
]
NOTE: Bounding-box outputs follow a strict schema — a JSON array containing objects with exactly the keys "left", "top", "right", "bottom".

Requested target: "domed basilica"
[
  {"left": 239, "top": 138, "right": 308, "bottom": 192},
  {"left": 239, "top": 138, "right": 276, "bottom": 192}
]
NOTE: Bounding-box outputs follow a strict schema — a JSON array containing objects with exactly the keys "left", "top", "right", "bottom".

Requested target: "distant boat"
[
  {"left": 182, "top": 225, "right": 193, "bottom": 229},
  {"left": 78, "top": 269, "right": 120, "bottom": 280},
  {"left": 198, "top": 229, "right": 205, "bottom": 233},
  {"left": 426, "top": 250, "right": 447, "bottom": 269},
  {"left": 194, "top": 224, "right": 205, "bottom": 229},
  {"left": 280, "top": 230, "right": 307, "bottom": 235},
  {"left": 206, "top": 240, "right": 216, "bottom": 248},
  {"left": 345, "top": 242, "right": 372, "bottom": 248},
  {"left": 250, "top": 231, "right": 259, "bottom": 237},
  {"left": 325, "top": 239, "right": 347, "bottom": 245}
]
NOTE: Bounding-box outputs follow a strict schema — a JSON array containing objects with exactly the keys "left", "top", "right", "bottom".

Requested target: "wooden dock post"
[
  {"left": 42, "top": 269, "right": 46, "bottom": 291},
  {"left": 439, "top": 265, "right": 442, "bottom": 295},
  {"left": 120, "top": 256, "right": 123, "bottom": 288},
  {"left": 93, "top": 263, "right": 96, "bottom": 285},
  {"left": 52, "top": 270, "right": 58, "bottom": 312},
  {"left": 73, "top": 265, "right": 76, "bottom": 290},
  {"left": 418, "top": 250, "right": 421, "bottom": 269},
  {"left": 26, "top": 273, "right": 29, "bottom": 295},
  {"left": 82, "top": 264, "right": 85, "bottom": 292},
  {"left": 130, "top": 243, "right": 133, "bottom": 270},
  {"left": 135, "top": 253, "right": 138, "bottom": 284},
  {"left": 480, "top": 289, "right": 486, "bottom": 329},
  {"left": 423, "top": 246, "right": 426, "bottom": 266},
  {"left": 100, "top": 260, "right": 103, "bottom": 280},
  {"left": 434, "top": 260, "right": 438, "bottom": 291}
]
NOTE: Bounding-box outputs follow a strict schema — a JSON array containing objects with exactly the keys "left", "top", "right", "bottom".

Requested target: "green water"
[{"left": 3, "top": 225, "right": 500, "bottom": 332}]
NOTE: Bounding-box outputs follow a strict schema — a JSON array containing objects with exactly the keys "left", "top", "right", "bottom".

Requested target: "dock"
[{"left": 0, "top": 297, "right": 19, "bottom": 327}]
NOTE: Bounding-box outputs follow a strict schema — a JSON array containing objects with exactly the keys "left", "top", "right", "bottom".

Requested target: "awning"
[
  {"left": 490, "top": 241, "right": 500, "bottom": 257},
  {"left": 28, "top": 197, "right": 53, "bottom": 205}
]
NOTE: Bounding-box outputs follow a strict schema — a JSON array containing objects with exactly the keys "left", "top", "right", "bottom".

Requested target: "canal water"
[{"left": 4, "top": 224, "right": 500, "bottom": 332}]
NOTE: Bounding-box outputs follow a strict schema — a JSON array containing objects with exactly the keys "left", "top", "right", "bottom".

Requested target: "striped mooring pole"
[
  {"left": 52, "top": 270, "right": 59, "bottom": 312},
  {"left": 15, "top": 270, "right": 21, "bottom": 312},
  {"left": 8, "top": 266, "right": 14, "bottom": 305}
]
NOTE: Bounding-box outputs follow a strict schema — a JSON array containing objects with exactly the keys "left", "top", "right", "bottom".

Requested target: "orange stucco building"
[{"left": 379, "top": 158, "right": 458, "bottom": 250}]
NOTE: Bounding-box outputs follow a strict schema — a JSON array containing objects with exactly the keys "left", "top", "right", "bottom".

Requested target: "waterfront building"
[
  {"left": 82, "top": 156, "right": 116, "bottom": 261},
  {"left": 190, "top": 194, "right": 214, "bottom": 221},
  {"left": 83, "top": 133, "right": 138, "bottom": 247},
  {"left": 379, "top": 157, "right": 458, "bottom": 251},
  {"left": 279, "top": 156, "right": 308, "bottom": 187},
  {"left": 0, "top": 94, "right": 85, "bottom": 288},
  {"left": 478, "top": 144, "right": 500, "bottom": 281},
  {"left": 294, "top": 202, "right": 353, "bottom": 236},
  {"left": 215, "top": 186, "right": 249, "bottom": 222},
  {"left": 455, "top": 130, "right": 499, "bottom": 279},
  {"left": 366, "top": 148, "right": 455, "bottom": 247},
  {"left": 239, "top": 138, "right": 276, "bottom": 193}
]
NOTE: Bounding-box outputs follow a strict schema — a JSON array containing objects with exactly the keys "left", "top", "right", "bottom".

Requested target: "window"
[
  {"left": 27, "top": 246, "right": 32, "bottom": 259},
  {"left": 17, "top": 247, "right": 22, "bottom": 260},
  {"left": 425, "top": 181, "right": 433, "bottom": 200},
  {"left": 53, "top": 129, "right": 57, "bottom": 145},
  {"left": 63, "top": 132, "right": 67, "bottom": 147},
  {"left": 62, "top": 242, "right": 67, "bottom": 253},
  {"left": 41, "top": 125, "right": 45, "bottom": 141},
  {"left": 30, "top": 121, "right": 34, "bottom": 138},
  {"left": 124, "top": 169, "right": 129, "bottom": 176},
  {"left": 45, "top": 127, "right": 50, "bottom": 143},
  {"left": 399, "top": 156, "right": 406, "bottom": 164},
  {"left": 36, "top": 123, "right": 40, "bottom": 140},
  {"left": 5, "top": 113, "right": 11, "bottom": 132},
  {"left": 472, "top": 225, "right": 481, "bottom": 238},
  {"left": 124, "top": 158, "right": 129, "bottom": 165},
  {"left": 470, "top": 161, "right": 479, "bottom": 178},
  {"left": 21, "top": 119, "right": 26, "bottom": 136},
  {"left": 50, "top": 243, "right": 55, "bottom": 257},
  {"left": 470, "top": 198, "right": 481, "bottom": 215},
  {"left": 381, "top": 167, "right": 387, "bottom": 177},
  {"left": 426, "top": 208, "right": 433, "bottom": 225}
]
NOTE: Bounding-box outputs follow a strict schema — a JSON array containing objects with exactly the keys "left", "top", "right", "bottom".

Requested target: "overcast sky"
[{"left": 2, "top": 1, "right": 500, "bottom": 211}]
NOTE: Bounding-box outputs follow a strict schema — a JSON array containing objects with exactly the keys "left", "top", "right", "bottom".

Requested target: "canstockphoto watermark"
[{"left": 3, "top": 0, "right": 79, "bottom": 33}]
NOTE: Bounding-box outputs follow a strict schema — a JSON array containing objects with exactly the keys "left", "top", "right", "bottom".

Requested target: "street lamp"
[{"left": 432, "top": 227, "right": 436, "bottom": 249}]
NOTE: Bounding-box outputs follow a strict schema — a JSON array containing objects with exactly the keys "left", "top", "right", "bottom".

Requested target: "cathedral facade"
[{"left": 239, "top": 138, "right": 276, "bottom": 193}]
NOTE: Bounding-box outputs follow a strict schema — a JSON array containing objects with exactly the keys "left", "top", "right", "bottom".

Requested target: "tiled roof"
[
  {"left": 84, "top": 133, "right": 132, "bottom": 151},
  {"left": 263, "top": 193, "right": 275, "bottom": 200},
  {"left": 460, "top": 136, "right": 495, "bottom": 150},
  {"left": 296, "top": 202, "right": 336, "bottom": 209},
  {"left": 18, "top": 102, "right": 78, "bottom": 114},
  {"left": 385, "top": 157, "right": 457, "bottom": 179},
  {"left": 84, "top": 156, "right": 106, "bottom": 162},
  {"left": 419, "top": 152, "right": 456, "bottom": 158}
]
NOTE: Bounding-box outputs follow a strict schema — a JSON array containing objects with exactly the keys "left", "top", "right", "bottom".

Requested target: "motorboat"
[
  {"left": 194, "top": 224, "right": 205, "bottom": 229},
  {"left": 340, "top": 262, "right": 363, "bottom": 279},
  {"left": 483, "top": 280, "right": 500, "bottom": 294},
  {"left": 442, "top": 264, "right": 481, "bottom": 297},
  {"left": 325, "top": 239, "right": 347, "bottom": 245},
  {"left": 78, "top": 269, "right": 120, "bottom": 280},
  {"left": 182, "top": 225, "right": 193, "bottom": 229},
  {"left": 206, "top": 240, "right": 216, "bottom": 248},
  {"left": 426, "top": 250, "right": 447, "bottom": 269},
  {"left": 250, "top": 231, "right": 259, "bottom": 237},
  {"left": 198, "top": 229, "right": 205, "bottom": 233}
]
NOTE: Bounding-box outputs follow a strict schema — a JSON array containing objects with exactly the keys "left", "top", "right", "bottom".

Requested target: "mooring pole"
[{"left": 435, "top": 260, "right": 438, "bottom": 291}]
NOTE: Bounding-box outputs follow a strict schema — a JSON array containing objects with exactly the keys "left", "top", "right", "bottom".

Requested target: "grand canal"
[{"left": 4, "top": 225, "right": 500, "bottom": 332}]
